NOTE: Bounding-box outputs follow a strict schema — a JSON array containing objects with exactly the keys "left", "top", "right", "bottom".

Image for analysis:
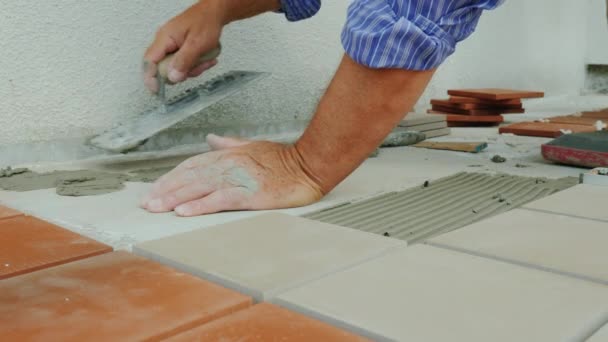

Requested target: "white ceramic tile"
[
  {"left": 274, "top": 245, "right": 608, "bottom": 342},
  {"left": 429, "top": 209, "right": 608, "bottom": 284},
  {"left": 134, "top": 213, "right": 404, "bottom": 301},
  {"left": 524, "top": 184, "right": 608, "bottom": 222},
  {"left": 588, "top": 323, "right": 608, "bottom": 342}
]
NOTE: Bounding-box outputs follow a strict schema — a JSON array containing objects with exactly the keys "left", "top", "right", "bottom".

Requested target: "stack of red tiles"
[
  {"left": 499, "top": 109, "right": 608, "bottom": 138},
  {"left": 428, "top": 88, "right": 544, "bottom": 127}
]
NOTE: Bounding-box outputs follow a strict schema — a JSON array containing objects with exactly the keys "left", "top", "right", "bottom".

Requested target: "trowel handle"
[{"left": 157, "top": 44, "right": 222, "bottom": 81}]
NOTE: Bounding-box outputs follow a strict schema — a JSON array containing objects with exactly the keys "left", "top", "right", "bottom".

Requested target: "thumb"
[{"left": 207, "top": 134, "right": 252, "bottom": 151}]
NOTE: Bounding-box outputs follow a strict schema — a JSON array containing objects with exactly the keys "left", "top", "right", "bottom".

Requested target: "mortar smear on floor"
[
  {"left": 303, "top": 172, "right": 578, "bottom": 244},
  {"left": 0, "top": 166, "right": 174, "bottom": 197}
]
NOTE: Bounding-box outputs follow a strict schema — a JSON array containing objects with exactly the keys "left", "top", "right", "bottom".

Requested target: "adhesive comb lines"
[{"left": 303, "top": 172, "right": 578, "bottom": 243}]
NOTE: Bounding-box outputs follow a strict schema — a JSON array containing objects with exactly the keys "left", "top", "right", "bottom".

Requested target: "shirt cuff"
[
  {"left": 277, "top": 0, "right": 322, "bottom": 22},
  {"left": 341, "top": 1, "right": 486, "bottom": 70}
]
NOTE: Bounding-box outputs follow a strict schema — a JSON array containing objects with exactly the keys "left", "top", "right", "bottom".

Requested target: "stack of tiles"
[
  {"left": 398, "top": 113, "right": 451, "bottom": 138},
  {"left": 500, "top": 109, "right": 608, "bottom": 138},
  {"left": 428, "top": 88, "right": 544, "bottom": 127}
]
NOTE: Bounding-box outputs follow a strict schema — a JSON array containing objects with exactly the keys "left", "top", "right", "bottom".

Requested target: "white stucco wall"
[
  {"left": 586, "top": 0, "right": 608, "bottom": 64},
  {"left": 0, "top": 0, "right": 591, "bottom": 146}
]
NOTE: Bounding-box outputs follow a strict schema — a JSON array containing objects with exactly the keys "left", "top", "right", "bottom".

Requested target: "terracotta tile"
[
  {"left": 168, "top": 303, "right": 369, "bottom": 342},
  {"left": 499, "top": 122, "right": 597, "bottom": 138},
  {"left": 581, "top": 109, "right": 608, "bottom": 119},
  {"left": 0, "top": 251, "right": 252, "bottom": 341},
  {"left": 449, "top": 96, "right": 522, "bottom": 105},
  {"left": 0, "top": 216, "right": 112, "bottom": 279},
  {"left": 431, "top": 105, "right": 523, "bottom": 116},
  {"left": 548, "top": 115, "right": 606, "bottom": 126},
  {"left": 0, "top": 204, "right": 22, "bottom": 220},
  {"left": 447, "top": 88, "right": 544, "bottom": 100},
  {"left": 434, "top": 113, "right": 504, "bottom": 125},
  {"left": 431, "top": 98, "right": 523, "bottom": 110}
]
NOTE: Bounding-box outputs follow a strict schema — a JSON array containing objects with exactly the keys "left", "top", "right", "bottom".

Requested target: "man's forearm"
[
  {"left": 217, "top": 0, "right": 282, "bottom": 24},
  {"left": 293, "top": 54, "right": 435, "bottom": 194}
]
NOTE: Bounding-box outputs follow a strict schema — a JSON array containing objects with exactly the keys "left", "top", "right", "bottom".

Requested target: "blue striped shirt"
[{"left": 279, "top": 0, "right": 504, "bottom": 70}]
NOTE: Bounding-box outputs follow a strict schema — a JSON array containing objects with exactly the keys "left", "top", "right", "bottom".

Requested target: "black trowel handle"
[{"left": 157, "top": 44, "right": 222, "bottom": 83}]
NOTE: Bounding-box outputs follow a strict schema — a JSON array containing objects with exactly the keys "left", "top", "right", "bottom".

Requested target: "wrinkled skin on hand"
[{"left": 140, "top": 134, "right": 324, "bottom": 216}]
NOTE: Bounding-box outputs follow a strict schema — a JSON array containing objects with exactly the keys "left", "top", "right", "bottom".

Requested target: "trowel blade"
[{"left": 89, "top": 70, "right": 269, "bottom": 153}]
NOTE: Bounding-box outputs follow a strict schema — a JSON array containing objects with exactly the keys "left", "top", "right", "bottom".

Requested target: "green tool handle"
[{"left": 157, "top": 44, "right": 222, "bottom": 82}]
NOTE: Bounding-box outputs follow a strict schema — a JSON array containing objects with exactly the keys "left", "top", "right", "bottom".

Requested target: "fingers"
[
  {"left": 143, "top": 31, "right": 180, "bottom": 93},
  {"left": 207, "top": 134, "right": 252, "bottom": 151},
  {"left": 144, "top": 182, "right": 216, "bottom": 213},
  {"left": 169, "top": 34, "right": 217, "bottom": 83},
  {"left": 140, "top": 153, "right": 224, "bottom": 206},
  {"left": 188, "top": 59, "right": 218, "bottom": 78},
  {"left": 175, "top": 188, "right": 250, "bottom": 216}
]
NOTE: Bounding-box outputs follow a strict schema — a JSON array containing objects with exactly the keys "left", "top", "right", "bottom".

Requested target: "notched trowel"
[{"left": 89, "top": 44, "right": 268, "bottom": 153}]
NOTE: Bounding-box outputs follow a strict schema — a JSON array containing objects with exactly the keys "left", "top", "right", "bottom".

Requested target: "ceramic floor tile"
[
  {"left": 274, "top": 245, "right": 608, "bottom": 341},
  {"left": 0, "top": 216, "right": 112, "bottom": 279},
  {"left": 429, "top": 209, "right": 608, "bottom": 284},
  {"left": 587, "top": 323, "right": 608, "bottom": 341},
  {"left": 0, "top": 251, "right": 252, "bottom": 341},
  {"left": 167, "top": 303, "right": 369, "bottom": 342},
  {"left": 447, "top": 88, "right": 545, "bottom": 100},
  {"left": 134, "top": 213, "right": 404, "bottom": 301},
  {"left": 524, "top": 184, "right": 608, "bottom": 222},
  {"left": 0, "top": 204, "right": 21, "bottom": 220}
]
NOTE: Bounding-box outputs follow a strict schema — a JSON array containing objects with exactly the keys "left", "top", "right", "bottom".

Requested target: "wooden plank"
[{"left": 413, "top": 141, "right": 488, "bottom": 153}]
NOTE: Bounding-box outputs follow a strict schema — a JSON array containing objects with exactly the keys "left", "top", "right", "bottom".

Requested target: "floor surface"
[{"left": 1, "top": 95, "right": 607, "bottom": 340}]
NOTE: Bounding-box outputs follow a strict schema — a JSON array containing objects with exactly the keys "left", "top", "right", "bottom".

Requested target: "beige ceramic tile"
[
  {"left": 134, "top": 213, "right": 404, "bottom": 301},
  {"left": 524, "top": 184, "right": 608, "bottom": 222},
  {"left": 430, "top": 209, "right": 608, "bottom": 284},
  {"left": 274, "top": 245, "right": 608, "bottom": 341},
  {"left": 588, "top": 323, "right": 608, "bottom": 342}
]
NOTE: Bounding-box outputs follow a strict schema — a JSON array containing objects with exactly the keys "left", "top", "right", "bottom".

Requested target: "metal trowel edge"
[{"left": 88, "top": 70, "right": 269, "bottom": 153}]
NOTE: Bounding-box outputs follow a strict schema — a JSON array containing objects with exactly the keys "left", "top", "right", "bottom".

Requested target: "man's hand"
[
  {"left": 143, "top": 1, "right": 224, "bottom": 92},
  {"left": 140, "top": 134, "right": 324, "bottom": 216},
  {"left": 143, "top": 0, "right": 281, "bottom": 93}
]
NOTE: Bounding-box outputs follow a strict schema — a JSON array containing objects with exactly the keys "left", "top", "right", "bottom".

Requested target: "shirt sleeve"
[
  {"left": 341, "top": 0, "right": 504, "bottom": 70},
  {"left": 277, "top": 0, "right": 322, "bottom": 22}
]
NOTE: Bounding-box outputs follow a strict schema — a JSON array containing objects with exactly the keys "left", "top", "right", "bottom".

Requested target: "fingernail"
[
  {"left": 148, "top": 199, "right": 163, "bottom": 211},
  {"left": 168, "top": 69, "right": 186, "bottom": 83},
  {"left": 175, "top": 205, "right": 189, "bottom": 216}
]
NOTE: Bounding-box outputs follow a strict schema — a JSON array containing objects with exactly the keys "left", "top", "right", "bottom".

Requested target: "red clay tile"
[
  {"left": 167, "top": 303, "right": 369, "bottom": 342},
  {"left": 431, "top": 105, "right": 524, "bottom": 116},
  {"left": 447, "top": 88, "right": 544, "bottom": 100},
  {"left": 431, "top": 99, "right": 523, "bottom": 110},
  {"left": 428, "top": 112, "right": 504, "bottom": 123},
  {"left": 449, "top": 96, "right": 522, "bottom": 105},
  {"left": 548, "top": 116, "right": 606, "bottom": 126},
  {"left": 0, "top": 216, "right": 112, "bottom": 279},
  {"left": 499, "top": 122, "right": 597, "bottom": 138},
  {"left": 581, "top": 109, "right": 608, "bottom": 119},
  {"left": 0, "top": 251, "right": 252, "bottom": 341},
  {"left": 0, "top": 205, "right": 22, "bottom": 220}
]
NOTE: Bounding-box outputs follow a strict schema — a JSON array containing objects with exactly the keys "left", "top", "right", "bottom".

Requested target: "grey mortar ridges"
[{"left": 303, "top": 172, "right": 578, "bottom": 244}]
